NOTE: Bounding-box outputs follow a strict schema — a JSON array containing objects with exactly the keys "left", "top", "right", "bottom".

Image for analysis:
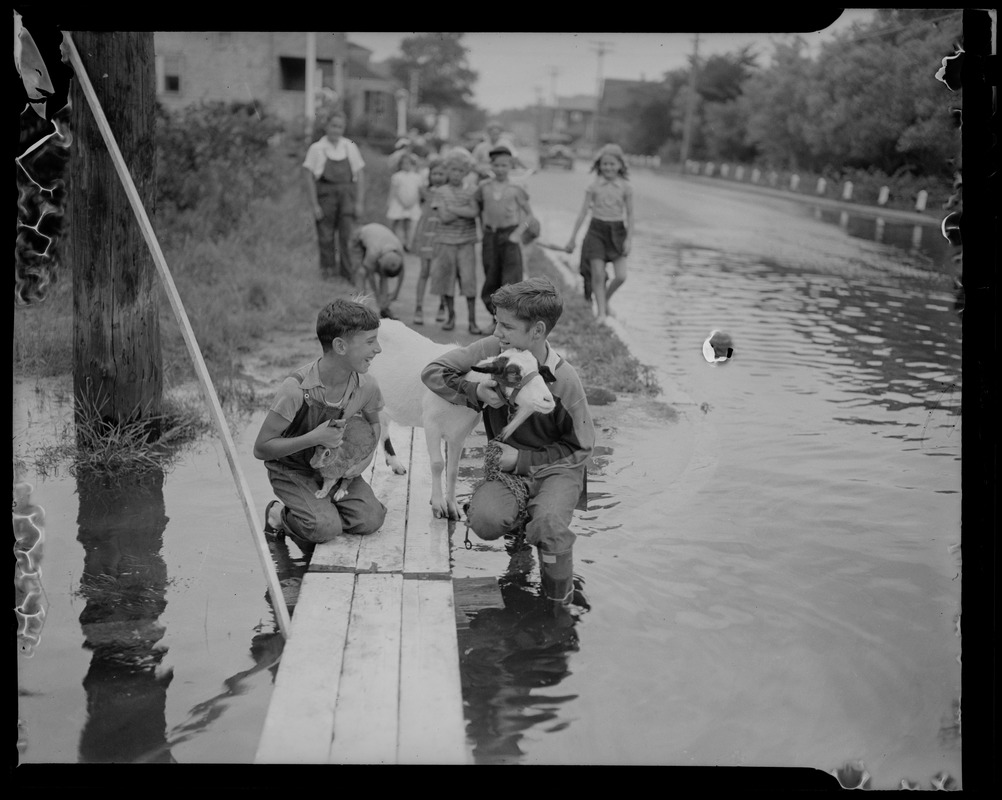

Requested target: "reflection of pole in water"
[
  {"left": 911, "top": 225, "right": 923, "bottom": 251},
  {"left": 839, "top": 210, "right": 849, "bottom": 230},
  {"left": 75, "top": 469, "right": 174, "bottom": 763},
  {"left": 875, "top": 217, "right": 885, "bottom": 243}
]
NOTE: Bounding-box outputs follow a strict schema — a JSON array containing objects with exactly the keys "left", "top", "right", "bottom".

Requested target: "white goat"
[{"left": 368, "top": 318, "right": 556, "bottom": 519}]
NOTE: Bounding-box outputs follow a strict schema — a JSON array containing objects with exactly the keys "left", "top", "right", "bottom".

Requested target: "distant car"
[{"left": 538, "top": 144, "right": 574, "bottom": 171}]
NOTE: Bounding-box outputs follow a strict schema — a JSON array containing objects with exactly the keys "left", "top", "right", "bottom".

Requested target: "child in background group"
[
  {"left": 565, "top": 143, "right": 633, "bottom": 324},
  {"left": 473, "top": 146, "right": 536, "bottom": 320},
  {"left": 349, "top": 222, "right": 405, "bottom": 319},
  {"left": 386, "top": 152, "right": 424, "bottom": 251},
  {"left": 429, "top": 153, "right": 484, "bottom": 334},
  {"left": 412, "top": 157, "right": 449, "bottom": 325}
]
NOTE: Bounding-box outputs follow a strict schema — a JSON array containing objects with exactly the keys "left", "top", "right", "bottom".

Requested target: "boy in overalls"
[
  {"left": 303, "top": 113, "right": 366, "bottom": 281},
  {"left": 254, "top": 299, "right": 386, "bottom": 551}
]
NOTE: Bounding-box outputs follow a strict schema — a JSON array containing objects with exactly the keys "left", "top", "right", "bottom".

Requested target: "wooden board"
[
  {"left": 327, "top": 572, "right": 403, "bottom": 764},
  {"left": 403, "top": 435, "right": 455, "bottom": 577},
  {"left": 397, "top": 578, "right": 470, "bottom": 763},
  {"left": 254, "top": 572, "right": 355, "bottom": 763},
  {"left": 355, "top": 432, "right": 411, "bottom": 573}
]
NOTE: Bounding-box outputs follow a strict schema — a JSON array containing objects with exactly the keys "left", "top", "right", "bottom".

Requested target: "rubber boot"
[{"left": 538, "top": 548, "right": 574, "bottom": 605}]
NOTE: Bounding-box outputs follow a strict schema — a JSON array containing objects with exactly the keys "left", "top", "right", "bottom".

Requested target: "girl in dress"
[
  {"left": 411, "top": 158, "right": 449, "bottom": 325},
  {"left": 564, "top": 143, "right": 634, "bottom": 323},
  {"left": 386, "top": 152, "right": 424, "bottom": 251}
]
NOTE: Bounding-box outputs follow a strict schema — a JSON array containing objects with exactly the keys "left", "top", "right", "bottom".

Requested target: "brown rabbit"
[{"left": 310, "top": 415, "right": 377, "bottom": 501}]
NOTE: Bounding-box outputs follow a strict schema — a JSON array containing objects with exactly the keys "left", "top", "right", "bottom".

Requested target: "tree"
[
  {"left": 696, "top": 47, "right": 758, "bottom": 103},
  {"left": 740, "top": 38, "right": 819, "bottom": 170},
  {"left": 386, "top": 33, "right": 478, "bottom": 113},
  {"left": 68, "top": 31, "right": 163, "bottom": 431},
  {"left": 806, "top": 9, "right": 962, "bottom": 177}
]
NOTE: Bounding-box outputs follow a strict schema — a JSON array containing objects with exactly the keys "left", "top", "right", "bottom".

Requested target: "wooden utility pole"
[
  {"left": 679, "top": 33, "right": 700, "bottom": 168},
  {"left": 68, "top": 31, "right": 162, "bottom": 430}
]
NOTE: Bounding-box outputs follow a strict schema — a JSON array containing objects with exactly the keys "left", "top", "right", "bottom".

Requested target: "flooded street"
[{"left": 15, "top": 168, "right": 963, "bottom": 786}]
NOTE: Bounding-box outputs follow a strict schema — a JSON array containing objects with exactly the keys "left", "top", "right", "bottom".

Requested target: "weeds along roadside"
[{"left": 527, "top": 246, "right": 661, "bottom": 397}]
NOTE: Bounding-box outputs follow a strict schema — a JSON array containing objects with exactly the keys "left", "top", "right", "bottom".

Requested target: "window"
[
  {"left": 279, "top": 57, "right": 305, "bottom": 91},
  {"left": 280, "top": 57, "right": 335, "bottom": 91},
  {"left": 161, "top": 53, "right": 182, "bottom": 94},
  {"left": 364, "top": 90, "right": 388, "bottom": 116}
]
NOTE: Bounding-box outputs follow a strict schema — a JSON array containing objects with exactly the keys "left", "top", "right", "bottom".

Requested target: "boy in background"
[
  {"left": 349, "top": 222, "right": 405, "bottom": 319},
  {"left": 302, "top": 113, "right": 366, "bottom": 281},
  {"left": 429, "top": 153, "right": 484, "bottom": 334},
  {"left": 473, "top": 146, "right": 535, "bottom": 319}
]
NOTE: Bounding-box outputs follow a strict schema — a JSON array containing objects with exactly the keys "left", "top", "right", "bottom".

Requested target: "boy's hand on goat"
[
  {"left": 311, "top": 419, "right": 345, "bottom": 449},
  {"left": 475, "top": 380, "right": 508, "bottom": 408}
]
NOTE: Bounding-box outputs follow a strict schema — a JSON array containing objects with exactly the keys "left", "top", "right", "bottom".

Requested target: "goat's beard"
[{"left": 497, "top": 405, "right": 538, "bottom": 442}]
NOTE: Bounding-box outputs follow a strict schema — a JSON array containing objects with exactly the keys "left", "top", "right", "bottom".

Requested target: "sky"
[{"left": 348, "top": 12, "right": 877, "bottom": 114}]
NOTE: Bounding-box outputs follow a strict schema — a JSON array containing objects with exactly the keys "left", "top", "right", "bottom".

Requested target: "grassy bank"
[{"left": 526, "top": 247, "right": 660, "bottom": 396}]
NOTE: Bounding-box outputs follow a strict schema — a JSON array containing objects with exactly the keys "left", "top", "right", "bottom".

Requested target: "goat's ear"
[
  {"left": 470, "top": 356, "right": 506, "bottom": 375},
  {"left": 539, "top": 365, "right": 557, "bottom": 383}
]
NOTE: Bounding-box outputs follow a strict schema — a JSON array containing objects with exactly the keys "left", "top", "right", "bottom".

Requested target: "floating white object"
[{"left": 702, "top": 330, "right": 734, "bottom": 363}]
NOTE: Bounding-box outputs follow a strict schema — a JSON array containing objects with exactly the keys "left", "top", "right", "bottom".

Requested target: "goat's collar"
[{"left": 500, "top": 369, "right": 540, "bottom": 407}]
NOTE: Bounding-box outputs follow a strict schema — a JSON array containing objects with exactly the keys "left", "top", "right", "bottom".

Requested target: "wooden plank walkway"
[{"left": 255, "top": 428, "right": 470, "bottom": 764}]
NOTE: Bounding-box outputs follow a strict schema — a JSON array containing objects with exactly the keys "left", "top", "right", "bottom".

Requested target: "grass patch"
[
  {"left": 528, "top": 247, "right": 661, "bottom": 396},
  {"left": 29, "top": 390, "right": 211, "bottom": 480}
]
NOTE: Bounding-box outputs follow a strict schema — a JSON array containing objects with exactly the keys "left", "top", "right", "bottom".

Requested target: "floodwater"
[{"left": 14, "top": 176, "right": 962, "bottom": 786}]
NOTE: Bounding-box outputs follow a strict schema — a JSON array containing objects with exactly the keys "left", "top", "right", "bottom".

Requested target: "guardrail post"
[
  {"left": 705, "top": 162, "right": 715, "bottom": 176},
  {"left": 842, "top": 181, "right": 854, "bottom": 201},
  {"left": 915, "top": 189, "right": 928, "bottom": 212},
  {"left": 720, "top": 163, "right": 729, "bottom": 178},
  {"left": 735, "top": 165, "right": 744, "bottom": 181},
  {"left": 768, "top": 171, "right": 778, "bottom": 187},
  {"left": 816, "top": 177, "right": 827, "bottom": 195},
  {"left": 878, "top": 186, "right": 890, "bottom": 206},
  {"left": 790, "top": 174, "right": 800, "bottom": 191},
  {"left": 751, "top": 168, "right": 761, "bottom": 183}
]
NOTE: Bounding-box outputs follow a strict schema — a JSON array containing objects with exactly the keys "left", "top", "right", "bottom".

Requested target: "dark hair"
[
  {"left": 489, "top": 146, "right": 513, "bottom": 161},
  {"left": 490, "top": 276, "right": 563, "bottom": 334},
  {"left": 316, "top": 298, "right": 379, "bottom": 351}
]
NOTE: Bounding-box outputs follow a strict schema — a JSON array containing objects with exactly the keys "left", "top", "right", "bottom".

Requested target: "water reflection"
[
  {"left": 812, "top": 206, "right": 951, "bottom": 268},
  {"left": 75, "top": 470, "right": 174, "bottom": 763},
  {"left": 454, "top": 537, "right": 581, "bottom": 764},
  {"left": 14, "top": 481, "right": 47, "bottom": 658}
]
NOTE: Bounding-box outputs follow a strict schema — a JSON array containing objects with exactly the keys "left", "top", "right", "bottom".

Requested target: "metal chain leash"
[{"left": 463, "top": 439, "right": 530, "bottom": 549}]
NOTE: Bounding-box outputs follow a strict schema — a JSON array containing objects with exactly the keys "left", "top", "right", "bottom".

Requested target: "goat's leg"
[
  {"left": 380, "top": 411, "right": 407, "bottom": 475},
  {"left": 423, "top": 426, "right": 449, "bottom": 518},
  {"left": 443, "top": 437, "right": 467, "bottom": 520}
]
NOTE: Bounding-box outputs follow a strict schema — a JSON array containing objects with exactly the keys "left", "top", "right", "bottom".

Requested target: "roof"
[{"left": 556, "top": 94, "right": 597, "bottom": 111}]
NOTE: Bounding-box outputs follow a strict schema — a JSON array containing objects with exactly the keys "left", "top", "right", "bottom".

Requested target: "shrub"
[{"left": 155, "top": 101, "right": 287, "bottom": 237}]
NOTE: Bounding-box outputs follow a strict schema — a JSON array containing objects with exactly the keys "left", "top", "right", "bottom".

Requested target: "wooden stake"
[{"left": 63, "top": 32, "right": 292, "bottom": 639}]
